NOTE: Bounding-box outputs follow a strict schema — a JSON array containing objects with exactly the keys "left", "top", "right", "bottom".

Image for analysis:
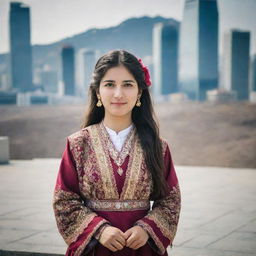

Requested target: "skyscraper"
[
  {"left": 76, "top": 48, "right": 100, "bottom": 97},
  {"left": 153, "top": 23, "right": 179, "bottom": 97},
  {"left": 179, "top": 0, "right": 219, "bottom": 101},
  {"left": 223, "top": 30, "right": 250, "bottom": 100},
  {"left": 9, "top": 2, "right": 33, "bottom": 92},
  {"left": 61, "top": 45, "right": 75, "bottom": 96}
]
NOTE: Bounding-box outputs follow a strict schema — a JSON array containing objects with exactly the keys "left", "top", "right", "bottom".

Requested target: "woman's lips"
[{"left": 111, "top": 102, "right": 126, "bottom": 105}]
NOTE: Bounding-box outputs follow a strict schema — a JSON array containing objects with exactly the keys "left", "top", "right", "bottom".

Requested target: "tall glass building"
[
  {"left": 153, "top": 23, "right": 179, "bottom": 97},
  {"left": 223, "top": 30, "right": 250, "bottom": 100},
  {"left": 61, "top": 46, "right": 75, "bottom": 96},
  {"left": 179, "top": 0, "right": 219, "bottom": 101},
  {"left": 76, "top": 48, "right": 100, "bottom": 97},
  {"left": 9, "top": 2, "right": 33, "bottom": 92}
]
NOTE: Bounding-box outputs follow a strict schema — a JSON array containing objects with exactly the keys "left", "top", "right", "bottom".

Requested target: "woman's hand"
[
  {"left": 99, "top": 226, "right": 127, "bottom": 252},
  {"left": 124, "top": 226, "right": 149, "bottom": 250}
]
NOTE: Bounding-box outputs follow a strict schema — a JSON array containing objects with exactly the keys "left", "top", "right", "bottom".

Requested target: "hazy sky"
[{"left": 0, "top": 0, "right": 255, "bottom": 54}]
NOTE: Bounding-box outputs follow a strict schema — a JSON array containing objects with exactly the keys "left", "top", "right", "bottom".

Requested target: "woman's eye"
[
  {"left": 124, "top": 83, "right": 133, "bottom": 87},
  {"left": 105, "top": 83, "right": 114, "bottom": 87}
]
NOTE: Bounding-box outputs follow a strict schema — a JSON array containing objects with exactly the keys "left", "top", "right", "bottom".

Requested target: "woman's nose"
[{"left": 113, "top": 86, "right": 123, "bottom": 97}]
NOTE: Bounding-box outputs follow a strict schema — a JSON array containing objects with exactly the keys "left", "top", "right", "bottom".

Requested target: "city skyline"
[
  {"left": 1, "top": 0, "right": 255, "bottom": 104},
  {"left": 0, "top": 0, "right": 256, "bottom": 55}
]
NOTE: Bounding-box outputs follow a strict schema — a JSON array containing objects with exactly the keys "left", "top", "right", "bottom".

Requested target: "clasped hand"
[{"left": 99, "top": 226, "right": 149, "bottom": 252}]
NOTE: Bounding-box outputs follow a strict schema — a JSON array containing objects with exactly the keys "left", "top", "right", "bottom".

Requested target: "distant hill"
[
  {"left": 0, "top": 101, "right": 255, "bottom": 168},
  {"left": 0, "top": 16, "right": 179, "bottom": 75}
]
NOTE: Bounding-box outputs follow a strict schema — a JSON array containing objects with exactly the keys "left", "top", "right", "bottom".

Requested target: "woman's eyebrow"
[{"left": 102, "top": 79, "right": 135, "bottom": 83}]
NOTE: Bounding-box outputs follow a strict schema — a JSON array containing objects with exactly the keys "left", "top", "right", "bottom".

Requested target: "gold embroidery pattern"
[
  {"left": 53, "top": 189, "right": 97, "bottom": 245},
  {"left": 68, "top": 129, "right": 106, "bottom": 200},
  {"left": 88, "top": 124, "right": 120, "bottom": 199},
  {"left": 147, "top": 183, "right": 181, "bottom": 241},
  {"left": 75, "top": 219, "right": 108, "bottom": 256},
  {"left": 121, "top": 138, "right": 144, "bottom": 199},
  {"left": 133, "top": 160, "right": 153, "bottom": 200},
  {"left": 68, "top": 130, "right": 90, "bottom": 173},
  {"left": 135, "top": 220, "right": 165, "bottom": 255},
  {"left": 85, "top": 199, "right": 150, "bottom": 211}
]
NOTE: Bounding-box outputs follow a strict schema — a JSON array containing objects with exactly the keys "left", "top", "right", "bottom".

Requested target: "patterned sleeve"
[
  {"left": 53, "top": 137, "right": 110, "bottom": 256},
  {"left": 135, "top": 140, "right": 181, "bottom": 255}
]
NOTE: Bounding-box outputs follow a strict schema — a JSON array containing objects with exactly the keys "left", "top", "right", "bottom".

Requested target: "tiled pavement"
[{"left": 0, "top": 159, "right": 255, "bottom": 256}]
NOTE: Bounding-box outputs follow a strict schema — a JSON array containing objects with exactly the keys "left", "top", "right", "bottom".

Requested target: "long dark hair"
[{"left": 81, "top": 49, "right": 168, "bottom": 199}]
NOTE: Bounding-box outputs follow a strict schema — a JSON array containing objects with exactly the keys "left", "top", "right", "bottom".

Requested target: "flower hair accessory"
[{"left": 137, "top": 58, "right": 152, "bottom": 87}]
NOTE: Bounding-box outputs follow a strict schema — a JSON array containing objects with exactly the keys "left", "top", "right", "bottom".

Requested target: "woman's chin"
[{"left": 108, "top": 110, "right": 131, "bottom": 118}]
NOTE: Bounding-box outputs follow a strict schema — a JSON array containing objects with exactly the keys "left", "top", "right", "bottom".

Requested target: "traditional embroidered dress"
[{"left": 53, "top": 121, "right": 181, "bottom": 256}]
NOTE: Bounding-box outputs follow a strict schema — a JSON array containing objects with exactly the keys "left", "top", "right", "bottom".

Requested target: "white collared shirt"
[{"left": 104, "top": 123, "right": 133, "bottom": 152}]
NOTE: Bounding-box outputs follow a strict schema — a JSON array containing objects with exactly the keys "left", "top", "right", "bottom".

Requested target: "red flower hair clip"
[{"left": 137, "top": 58, "right": 152, "bottom": 87}]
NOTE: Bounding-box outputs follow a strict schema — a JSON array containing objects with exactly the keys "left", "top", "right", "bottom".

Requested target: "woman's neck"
[{"left": 103, "top": 115, "right": 132, "bottom": 133}]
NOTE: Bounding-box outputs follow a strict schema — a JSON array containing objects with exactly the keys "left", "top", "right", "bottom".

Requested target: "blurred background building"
[
  {"left": 223, "top": 29, "right": 250, "bottom": 100},
  {"left": 76, "top": 48, "right": 100, "bottom": 98},
  {"left": 61, "top": 45, "right": 75, "bottom": 96},
  {"left": 9, "top": 2, "right": 33, "bottom": 93},
  {"left": 153, "top": 22, "right": 179, "bottom": 100},
  {"left": 179, "top": 0, "right": 219, "bottom": 101}
]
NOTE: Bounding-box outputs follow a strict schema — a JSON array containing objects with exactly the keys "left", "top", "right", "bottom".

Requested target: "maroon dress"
[{"left": 53, "top": 122, "right": 181, "bottom": 256}]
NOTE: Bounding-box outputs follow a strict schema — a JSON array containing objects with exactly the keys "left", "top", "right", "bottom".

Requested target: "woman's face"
[{"left": 98, "top": 65, "right": 141, "bottom": 119}]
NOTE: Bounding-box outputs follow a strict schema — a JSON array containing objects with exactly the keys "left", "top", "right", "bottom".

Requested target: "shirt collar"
[{"left": 104, "top": 123, "right": 133, "bottom": 138}]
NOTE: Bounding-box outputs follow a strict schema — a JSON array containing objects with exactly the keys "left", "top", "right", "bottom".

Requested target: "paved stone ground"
[{"left": 0, "top": 159, "right": 255, "bottom": 256}]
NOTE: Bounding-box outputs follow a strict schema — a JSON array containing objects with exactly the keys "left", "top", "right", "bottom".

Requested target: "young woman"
[{"left": 53, "top": 49, "right": 181, "bottom": 256}]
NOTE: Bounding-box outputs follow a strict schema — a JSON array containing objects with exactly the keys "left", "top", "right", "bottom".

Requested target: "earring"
[
  {"left": 136, "top": 98, "right": 141, "bottom": 107},
  {"left": 96, "top": 95, "right": 102, "bottom": 107}
]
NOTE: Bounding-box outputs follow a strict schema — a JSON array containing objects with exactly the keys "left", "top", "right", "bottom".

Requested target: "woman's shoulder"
[
  {"left": 67, "top": 129, "right": 88, "bottom": 142},
  {"left": 67, "top": 123, "right": 98, "bottom": 146}
]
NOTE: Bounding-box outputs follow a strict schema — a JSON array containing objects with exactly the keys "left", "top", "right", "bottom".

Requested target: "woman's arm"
[
  {"left": 53, "top": 138, "right": 110, "bottom": 256},
  {"left": 134, "top": 141, "right": 181, "bottom": 255}
]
